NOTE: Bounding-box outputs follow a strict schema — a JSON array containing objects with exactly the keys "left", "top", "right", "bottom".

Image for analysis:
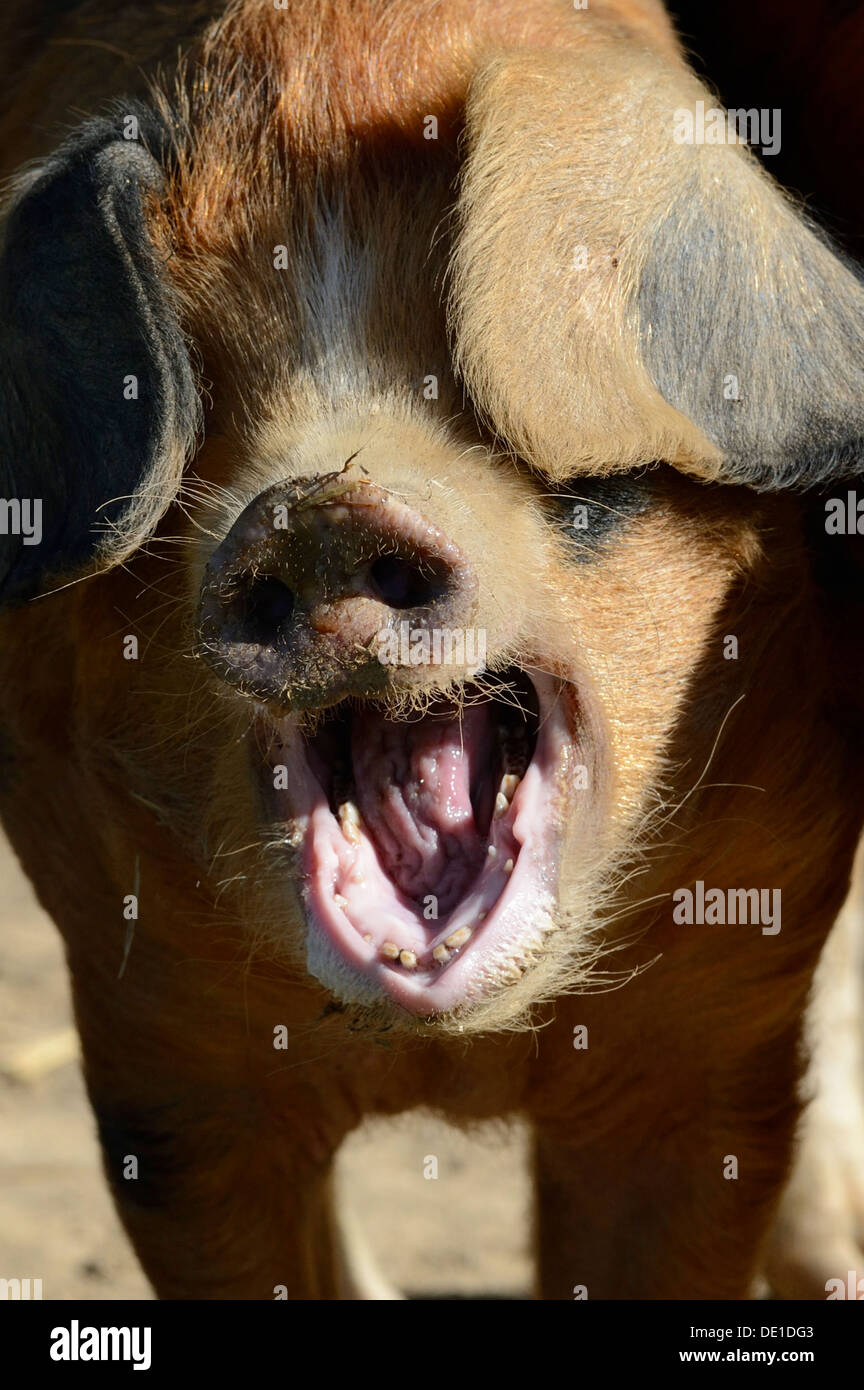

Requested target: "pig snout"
[{"left": 195, "top": 474, "right": 480, "bottom": 709}]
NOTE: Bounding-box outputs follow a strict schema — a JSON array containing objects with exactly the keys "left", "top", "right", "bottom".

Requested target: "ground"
[{"left": 0, "top": 833, "right": 530, "bottom": 1300}]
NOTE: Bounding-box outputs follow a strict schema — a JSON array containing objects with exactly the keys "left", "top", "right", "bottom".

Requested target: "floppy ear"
[
  {"left": 449, "top": 38, "right": 864, "bottom": 490},
  {"left": 0, "top": 109, "right": 198, "bottom": 601}
]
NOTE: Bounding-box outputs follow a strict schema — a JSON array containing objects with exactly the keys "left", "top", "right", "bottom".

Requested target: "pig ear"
[
  {"left": 0, "top": 111, "right": 199, "bottom": 601},
  {"left": 449, "top": 41, "right": 864, "bottom": 490}
]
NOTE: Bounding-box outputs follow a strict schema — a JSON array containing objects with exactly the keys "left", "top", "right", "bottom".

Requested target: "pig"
[{"left": 1, "top": 0, "right": 863, "bottom": 1299}]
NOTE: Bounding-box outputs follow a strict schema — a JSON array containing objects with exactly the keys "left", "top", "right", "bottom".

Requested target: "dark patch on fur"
[
  {"left": 95, "top": 1104, "right": 187, "bottom": 1211},
  {"left": 640, "top": 186, "right": 864, "bottom": 491},
  {"left": 542, "top": 474, "right": 653, "bottom": 560},
  {"left": 0, "top": 102, "right": 198, "bottom": 601}
]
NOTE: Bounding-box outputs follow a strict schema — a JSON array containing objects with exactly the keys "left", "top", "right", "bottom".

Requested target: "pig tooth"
[
  {"left": 363, "top": 933, "right": 373, "bottom": 943},
  {"left": 284, "top": 818, "right": 308, "bottom": 848},
  {"left": 334, "top": 893, "right": 348, "bottom": 910},
  {"left": 381, "top": 941, "right": 400, "bottom": 960},
  {"left": 487, "top": 845, "right": 497, "bottom": 859},
  {"left": 500, "top": 773, "right": 520, "bottom": 801},
  {"left": 432, "top": 944, "right": 451, "bottom": 965},
  {"left": 399, "top": 949, "right": 417, "bottom": 969},
  {"left": 477, "top": 911, "right": 487, "bottom": 920},
  {"left": 503, "top": 859, "right": 514, "bottom": 874},
  {"left": 494, "top": 792, "right": 509, "bottom": 818},
  {"left": 445, "top": 926, "right": 472, "bottom": 949},
  {"left": 338, "top": 801, "right": 362, "bottom": 844}
]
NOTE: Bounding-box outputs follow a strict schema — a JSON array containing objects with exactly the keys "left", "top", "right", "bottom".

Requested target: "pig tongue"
[{"left": 351, "top": 704, "right": 494, "bottom": 915}]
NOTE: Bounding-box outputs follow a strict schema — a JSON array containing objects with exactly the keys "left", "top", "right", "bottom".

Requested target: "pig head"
[{"left": 1, "top": 0, "right": 864, "bottom": 1299}]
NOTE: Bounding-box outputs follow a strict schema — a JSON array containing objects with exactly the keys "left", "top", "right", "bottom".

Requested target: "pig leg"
[
  {"left": 533, "top": 1069, "right": 801, "bottom": 1301},
  {"left": 71, "top": 973, "right": 347, "bottom": 1300},
  {"left": 91, "top": 1088, "right": 343, "bottom": 1300},
  {"left": 93, "top": 1067, "right": 400, "bottom": 1299}
]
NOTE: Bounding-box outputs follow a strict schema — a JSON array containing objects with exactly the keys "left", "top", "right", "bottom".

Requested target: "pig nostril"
[
  {"left": 240, "top": 574, "right": 295, "bottom": 645},
  {"left": 369, "top": 554, "right": 447, "bottom": 610}
]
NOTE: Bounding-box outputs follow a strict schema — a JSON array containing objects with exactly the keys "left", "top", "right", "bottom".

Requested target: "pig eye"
[{"left": 541, "top": 474, "right": 652, "bottom": 559}]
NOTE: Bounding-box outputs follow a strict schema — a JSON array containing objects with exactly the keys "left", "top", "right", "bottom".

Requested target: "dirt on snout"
[{"left": 0, "top": 833, "right": 531, "bottom": 1301}]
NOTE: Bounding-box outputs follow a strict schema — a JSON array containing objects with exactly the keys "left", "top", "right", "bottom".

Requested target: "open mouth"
[{"left": 255, "top": 667, "right": 575, "bottom": 1016}]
